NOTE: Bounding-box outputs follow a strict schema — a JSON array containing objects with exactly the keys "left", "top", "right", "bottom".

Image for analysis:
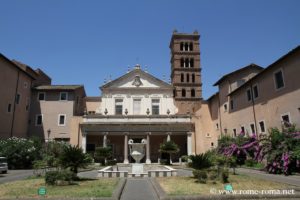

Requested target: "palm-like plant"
[
  {"left": 59, "top": 145, "right": 93, "bottom": 174},
  {"left": 189, "top": 153, "right": 213, "bottom": 170}
]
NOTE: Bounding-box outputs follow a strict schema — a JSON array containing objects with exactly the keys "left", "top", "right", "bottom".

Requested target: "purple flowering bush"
[{"left": 218, "top": 126, "right": 300, "bottom": 175}]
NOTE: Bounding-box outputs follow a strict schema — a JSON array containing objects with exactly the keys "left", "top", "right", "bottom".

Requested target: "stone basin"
[{"left": 98, "top": 164, "right": 177, "bottom": 178}]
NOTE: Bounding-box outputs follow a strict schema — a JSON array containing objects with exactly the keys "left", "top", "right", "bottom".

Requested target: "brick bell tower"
[{"left": 170, "top": 30, "right": 202, "bottom": 114}]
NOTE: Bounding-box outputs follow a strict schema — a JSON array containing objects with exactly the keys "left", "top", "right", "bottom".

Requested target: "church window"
[
  {"left": 190, "top": 58, "right": 194, "bottom": 67},
  {"left": 180, "top": 42, "right": 184, "bottom": 51},
  {"left": 180, "top": 58, "right": 184, "bottom": 67},
  {"left": 184, "top": 43, "right": 189, "bottom": 51},
  {"left": 192, "top": 74, "right": 195, "bottom": 83},
  {"left": 189, "top": 42, "right": 193, "bottom": 51},
  {"left": 133, "top": 99, "right": 141, "bottom": 115},
  {"left": 181, "top": 73, "right": 184, "bottom": 82},
  {"left": 115, "top": 99, "right": 123, "bottom": 115},
  {"left": 191, "top": 89, "right": 195, "bottom": 97},
  {"left": 151, "top": 99, "right": 160, "bottom": 115},
  {"left": 185, "top": 58, "right": 189, "bottom": 68},
  {"left": 182, "top": 89, "right": 186, "bottom": 97}
]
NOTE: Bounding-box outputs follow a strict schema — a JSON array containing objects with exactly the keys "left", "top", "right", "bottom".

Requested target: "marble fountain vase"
[{"left": 128, "top": 139, "right": 147, "bottom": 174}]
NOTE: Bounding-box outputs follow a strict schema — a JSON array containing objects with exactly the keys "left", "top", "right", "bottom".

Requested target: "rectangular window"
[
  {"left": 274, "top": 70, "right": 285, "bottom": 89},
  {"left": 7, "top": 104, "right": 12, "bottom": 113},
  {"left": 58, "top": 114, "right": 66, "bottom": 126},
  {"left": 241, "top": 126, "right": 245, "bottom": 134},
  {"left": 60, "top": 92, "right": 68, "bottom": 101},
  {"left": 151, "top": 99, "right": 160, "bottom": 115},
  {"left": 38, "top": 92, "right": 45, "bottom": 101},
  {"left": 233, "top": 129, "right": 237, "bottom": 137},
  {"left": 133, "top": 99, "right": 141, "bottom": 115},
  {"left": 35, "top": 114, "right": 43, "bottom": 126},
  {"left": 250, "top": 123, "right": 255, "bottom": 135},
  {"left": 224, "top": 103, "right": 228, "bottom": 112},
  {"left": 16, "top": 93, "right": 21, "bottom": 104},
  {"left": 259, "top": 121, "right": 266, "bottom": 133},
  {"left": 224, "top": 128, "right": 228, "bottom": 134},
  {"left": 115, "top": 99, "right": 123, "bottom": 115},
  {"left": 246, "top": 89, "right": 252, "bottom": 101},
  {"left": 253, "top": 85, "right": 259, "bottom": 99},
  {"left": 230, "top": 99, "right": 234, "bottom": 110},
  {"left": 281, "top": 113, "right": 291, "bottom": 123}
]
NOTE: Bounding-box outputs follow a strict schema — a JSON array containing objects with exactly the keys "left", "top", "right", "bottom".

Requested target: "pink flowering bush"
[{"left": 218, "top": 126, "right": 300, "bottom": 175}]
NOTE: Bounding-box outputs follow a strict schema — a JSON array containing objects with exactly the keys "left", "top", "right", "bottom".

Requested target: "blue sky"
[{"left": 1, "top": 0, "right": 300, "bottom": 99}]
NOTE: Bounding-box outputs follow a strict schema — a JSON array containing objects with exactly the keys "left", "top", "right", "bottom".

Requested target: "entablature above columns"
[{"left": 80, "top": 122, "right": 194, "bottom": 134}]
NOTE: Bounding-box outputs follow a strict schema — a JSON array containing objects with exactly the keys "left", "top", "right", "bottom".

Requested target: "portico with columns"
[{"left": 80, "top": 116, "right": 195, "bottom": 163}]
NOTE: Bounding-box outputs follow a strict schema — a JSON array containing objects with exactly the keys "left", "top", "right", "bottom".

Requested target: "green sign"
[{"left": 38, "top": 187, "right": 46, "bottom": 196}]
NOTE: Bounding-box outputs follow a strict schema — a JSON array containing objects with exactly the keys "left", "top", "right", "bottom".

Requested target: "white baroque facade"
[{"left": 99, "top": 65, "right": 178, "bottom": 116}]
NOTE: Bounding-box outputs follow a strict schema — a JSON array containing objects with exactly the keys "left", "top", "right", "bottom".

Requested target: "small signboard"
[{"left": 38, "top": 187, "right": 47, "bottom": 196}]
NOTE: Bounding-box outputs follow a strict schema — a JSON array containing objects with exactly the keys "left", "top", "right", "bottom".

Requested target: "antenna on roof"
[
  {"left": 104, "top": 78, "right": 107, "bottom": 84},
  {"left": 109, "top": 75, "right": 112, "bottom": 82},
  {"left": 145, "top": 65, "right": 148, "bottom": 73}
]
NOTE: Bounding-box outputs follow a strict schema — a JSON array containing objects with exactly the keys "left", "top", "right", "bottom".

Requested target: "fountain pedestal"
[
  {"left": 132, "top": 163, "right": 144, "bottom": 174},
  {"left": 128, "top": 139, "right": 147, "bottom": 175}
]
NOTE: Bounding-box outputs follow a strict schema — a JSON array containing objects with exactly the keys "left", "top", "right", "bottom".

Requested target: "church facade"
[{"left": 80, "top": 65, "right": 194, "bottom": 163}]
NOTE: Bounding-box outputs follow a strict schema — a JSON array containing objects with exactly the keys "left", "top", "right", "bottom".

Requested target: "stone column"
[
  {"left": 187, "top": 132, "right": 193, "bottom": 155},
  {"left": 123, "top": 132, "right": 129, "bottom": 164},
  {"left": 146, "top": 132, "right": 151, "bottom": 164},
  {"left": 103, "top": 132, "right": 108, "bottom": 147},
  {"left": 82, "top": 131, "right": 87, "bottom": 153}
]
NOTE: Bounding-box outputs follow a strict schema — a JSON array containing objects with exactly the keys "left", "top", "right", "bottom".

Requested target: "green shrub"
[
  {"left": 106, "top": 159, "right": 117, "bottom": 166},
  {"left": 159, "top": 141, "right": 180, "bottom": 165},
  {"left": 208, "top": 169, "right": 218, "bottom": 181},
  {"left": 94, "top": 147, "right": 112, "bottom": 165},
  {"left": 59, "top": 145, "right": 93, "bottom": 174},
  {"left": 45, "top": 171, "right": 59, "bottom": 185},
  {"left": 221, "top": 168, "right": 229, "bottom": 183},
  {"left": 0, "top": 137, "right": 42, "bottom": 169},
  {"left": 245, "top": 159, "right": 257, "bottom": 167},
  {"left": 180, "top": 155, "right": 189, "bottom": 162},
  {"left": 33, "top": 160, "right": 47, "bottom": 177},
  {"left": 44, "top": 141, "right": 68, "bottom": 168},
  {"left": 193, "top": 170, "right": 208, "bottom": 183},
  {"left": 189, "top": 152, "right": 213, "bottom": 169},
  {"left": 45, "top": 170, "right": 76, "bottom": 185}
]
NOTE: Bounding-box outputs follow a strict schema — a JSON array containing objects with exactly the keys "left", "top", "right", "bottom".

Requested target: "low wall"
[{"left": 97, "top": 165, "right": 177, "bottom": 178}]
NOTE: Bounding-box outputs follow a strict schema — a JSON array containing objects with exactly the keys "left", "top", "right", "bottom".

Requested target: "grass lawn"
[
  {"left": 157, "top": 173, "right": 298, "bottom": 196},
  {"left": 0, "top": 178, "right": 119, "bottom": 199}
]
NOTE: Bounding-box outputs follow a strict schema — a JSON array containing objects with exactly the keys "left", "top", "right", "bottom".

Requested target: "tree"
[
  {"left": 59, "top": 145, "right": 93, "bottom": 174},
  {"left": 159, "top": 140, "right": 179, "bottom": 165},
  {"left": 94, "top": 147, "right": 112, "bottom": 166}
]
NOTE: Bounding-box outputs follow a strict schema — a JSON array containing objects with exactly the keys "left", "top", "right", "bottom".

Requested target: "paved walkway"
[
  {"left": 236, "top": 168, "right": 300, "bottom": 186},
  {"left": 120, "top": 178, "right": 158, "bottom": 200}
]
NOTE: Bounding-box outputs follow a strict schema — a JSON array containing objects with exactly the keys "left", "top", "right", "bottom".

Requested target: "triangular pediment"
[{"left": 101, "top": 67, "right": 172, "bottom": 90}]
